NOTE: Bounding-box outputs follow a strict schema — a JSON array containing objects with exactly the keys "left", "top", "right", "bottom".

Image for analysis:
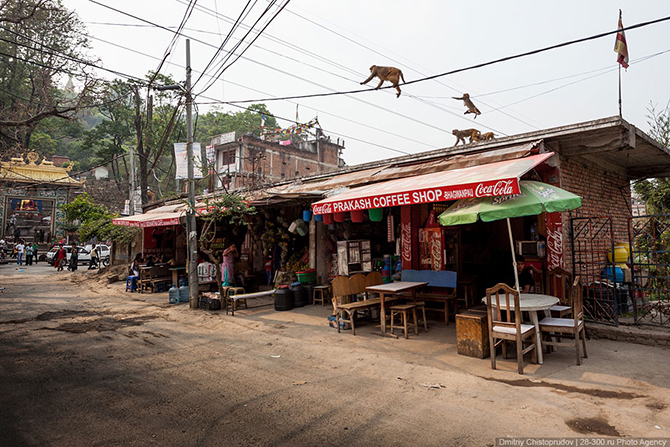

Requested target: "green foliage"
[
  {"left": 197, "top": 193, "right": 256, "bottom": 229},
  {"left": 634, "top": 103, "right": 670, "bottom": 213},
  {"left": 0, "top": 0, "right": 94, "bottom": 151},
  {"left": 61, "top": 193, "right": 138, "bottom": 243},
  {"left": 194, "top": 104, "right": 277, "bottom": 141}
]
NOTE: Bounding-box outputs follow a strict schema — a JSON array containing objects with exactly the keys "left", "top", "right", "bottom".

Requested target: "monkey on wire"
[
  {"left": 360, "top": 65, "right": 405, "bottom": 98},
  {"left": 452, "top": 93, "right": 481, "bottom": 118}
]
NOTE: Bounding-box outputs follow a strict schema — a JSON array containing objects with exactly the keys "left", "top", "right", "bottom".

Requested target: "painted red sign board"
[{"left": 311, "top": 179, "right": 519, "bottom": 215}]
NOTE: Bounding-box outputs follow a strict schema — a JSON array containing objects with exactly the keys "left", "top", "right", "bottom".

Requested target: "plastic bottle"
[
  {"left": 178, "top": 283, "right": 189, "bottom": 302},
  {"left": 168, "top": 284, "right": 180, "bottom": 304}
]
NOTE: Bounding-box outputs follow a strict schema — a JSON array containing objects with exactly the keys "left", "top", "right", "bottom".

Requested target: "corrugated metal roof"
[{"left": 249, "top": 141, "right": 541, "bottom": 203}]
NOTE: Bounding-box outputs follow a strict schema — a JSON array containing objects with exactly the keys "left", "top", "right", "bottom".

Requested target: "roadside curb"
[{"left": 587, "top": 322, "right": 670, "bottom": 348}]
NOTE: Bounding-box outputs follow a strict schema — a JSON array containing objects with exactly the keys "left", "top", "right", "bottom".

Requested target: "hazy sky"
[{"left": 62, "top": 0, "right": 670, "bottom": 166}]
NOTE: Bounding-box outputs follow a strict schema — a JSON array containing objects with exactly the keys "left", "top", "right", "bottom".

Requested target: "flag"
[{"left": 614, "top": 10, "right": 629, "bottom": 69}]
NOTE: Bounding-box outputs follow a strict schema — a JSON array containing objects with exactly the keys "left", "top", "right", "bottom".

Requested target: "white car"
[
  {"left": 78, "top": 244, "right": 110, "bottom": 267},
  {"left": 46, "top": 244, "right": 110, "bottom": 267}
]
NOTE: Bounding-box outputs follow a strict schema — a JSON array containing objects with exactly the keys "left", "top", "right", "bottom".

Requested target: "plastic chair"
[{"left": 125, "top": 276, "right": 138, "bottom": 292}]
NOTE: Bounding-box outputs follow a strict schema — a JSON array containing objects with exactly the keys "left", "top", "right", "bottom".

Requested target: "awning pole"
[{"left": 507, "top": 217, "right": 521, "bottom": 292}]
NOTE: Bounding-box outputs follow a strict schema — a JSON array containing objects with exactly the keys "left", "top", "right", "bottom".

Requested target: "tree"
[
  {"left": 81, "top": 74, "right": 183, "bottom": 203},
  {"left": 0, "top": 0, "right": 97, "bottom": 154},
  {"left": 196, "top": 193, "right": 256, "bottom": 311},
  {"left": 194, "top": 104, "right": 277, "bottom": 142},
  {"left": 81, "top": 80, "right": 135, "bottom": 188},
  {"left": 634, "top": 103, "right": 670, "bottom": 212},
  {"left": 61, "top": 193, "right": 137, "bottom": 245}
]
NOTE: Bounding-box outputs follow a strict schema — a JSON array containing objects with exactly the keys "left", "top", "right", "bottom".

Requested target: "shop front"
[{"left": 311, "top": 152, "right": 556, "bottom": 300}]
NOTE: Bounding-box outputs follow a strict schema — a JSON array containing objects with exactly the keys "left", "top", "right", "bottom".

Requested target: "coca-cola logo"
[
  {"left": 401, "top": 223, "right": 412, "bottom": 263},
  {"left": 475, "top": 180, "right": 515, "bottom": 197},
  {"left": 312, "top": 203, "right": 332, "bottom": 214}
]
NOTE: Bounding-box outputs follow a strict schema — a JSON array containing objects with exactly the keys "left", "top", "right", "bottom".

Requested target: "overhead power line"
[
  {"left": 206, "top": 97, "right": 413, "bottom": 156},
  {"left": 86, "top": 33, "right": 437, "bottom": 149},
  {"left": 196, "top": 0, "right": 291, "bottom": 96},
  {"left": 218, "top": 14, "right": 670, "bottom": 104}
]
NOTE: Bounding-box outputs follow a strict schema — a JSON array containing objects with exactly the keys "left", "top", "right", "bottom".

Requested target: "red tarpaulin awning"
[
  {"left": 112, "top": 212, "right": 183, "bottom": 227},
  {"left": 311, "top": 152, "right": 554, "bottom": 215}
]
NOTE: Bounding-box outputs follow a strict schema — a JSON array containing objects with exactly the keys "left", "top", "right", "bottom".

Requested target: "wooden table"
[
  {"left": 481, "top": 293, "right": 559, "bottom": 364},
  {"left": 169, "top": 266, "right": 186, "bottom": 286},
  {"left": 366, "top": 281, "right": 428, "bottom": 336}
]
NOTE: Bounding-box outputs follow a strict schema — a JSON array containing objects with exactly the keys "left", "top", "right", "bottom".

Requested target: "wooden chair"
[
  {"left": 486, "top": 283, "right": 537, "bottom": 375},
  {"left": 528, "top": 265, "right": 545, "bottom": 294},
  {"left": 539, "top": 276, "right": 588, "bottom": 365},
  {"left": 547, "top": 267, "right": 573, "bottom": 318}
]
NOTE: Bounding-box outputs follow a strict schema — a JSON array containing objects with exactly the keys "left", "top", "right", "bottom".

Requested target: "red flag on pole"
[{"left": 614, "top": 10, "right": 629, "bottom": 69}]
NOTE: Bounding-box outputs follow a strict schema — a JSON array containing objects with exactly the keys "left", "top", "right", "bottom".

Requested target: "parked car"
[
  {"left": 78, "top": 244, "right": 110, "bottom": 267},
  {"left": 45, "top": 245, "right": 75, "bottom": 266},
  {"left": 46, "top": 244, "right": 110, "bottom": 267}
]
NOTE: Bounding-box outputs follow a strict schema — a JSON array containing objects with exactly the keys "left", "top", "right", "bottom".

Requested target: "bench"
[
  {"left": 331, "top": 272, "right": 400, "bottom": 335},
  {"left": 401, "top": 269, "right": 457, "bottom": 325},
  {"left": 227, "top": 289, "right": 276, "bottom": 316},
  {"left": 139, "top": 264, "right": 172, "bottom": 293}
]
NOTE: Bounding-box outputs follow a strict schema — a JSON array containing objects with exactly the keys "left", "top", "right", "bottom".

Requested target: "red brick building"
[{"left": 210, "top": 131, "right": 344, "bottom": 190}]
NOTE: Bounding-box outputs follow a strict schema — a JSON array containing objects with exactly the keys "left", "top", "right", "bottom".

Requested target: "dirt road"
[{"left": 1, "top": 264, "right": 669, "bottom": 446}]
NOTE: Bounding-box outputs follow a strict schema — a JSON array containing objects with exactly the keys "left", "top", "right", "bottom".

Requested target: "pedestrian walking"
[
  {"left": 55, "top": 244, "right": 66, "bottom": 271},
  {"left": 32, "top": 242, "right": 39, "bottom": 264},
  {"left": 88, "top": 243, "right": 99, "bottom": 270},
  {"left": 15, "top": 240, "right": 25, "bottom": 266},
  {"left": 68, "top": 244, "right": 78, "bottom": 272},
  {"left": 25, "top": 243, "right": 33, "bottom": 265}
]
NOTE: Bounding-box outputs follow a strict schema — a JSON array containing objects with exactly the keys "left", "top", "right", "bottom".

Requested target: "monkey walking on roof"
[
  {"left": 361, "top": 65, "right": 405, "bottom": 98},
  {"left": 452, "top": 93, "right": 481, "bottom": 118},
  {"left": 452, "top": 129, "right": 481, "bottom": 146}
]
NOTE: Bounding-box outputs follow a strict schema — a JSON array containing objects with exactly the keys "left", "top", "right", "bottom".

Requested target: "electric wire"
[
  {"left": 0, "top": 26, "right": 146, "bottom": 83},
  {"left": 202, "top": 96, "right": 413, "bottom": 156},
  {"left": 196, "top": 0, "right": 291, "bottom": 96},
  {"left": 213, "top": 15, "right": 670, "bottom": 104},
  {"left": 192, "top": 0, "right": 256, "bottom": 88},
  {"left": 85, "top": 33, "right": 435, "bottom": 150}
]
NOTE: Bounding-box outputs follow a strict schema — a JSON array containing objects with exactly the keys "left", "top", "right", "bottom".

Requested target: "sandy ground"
[{"left": 1, "top": 263, "right": 670, "bottom": 447}]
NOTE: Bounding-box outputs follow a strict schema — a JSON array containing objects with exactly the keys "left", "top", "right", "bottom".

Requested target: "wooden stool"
[
  {"left": 227, "top": 287, "right": 247, "bottom": 309},
  {"left": 389, "top": 304, "right": 418, "bottom": 339},
  {"left": 413, "top": 301, "right": 429, "bottom": 332},
  {"left": 313, "top": 285, "right": 330, "bottom": 306}
]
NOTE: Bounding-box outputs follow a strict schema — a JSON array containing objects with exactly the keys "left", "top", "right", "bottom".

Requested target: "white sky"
[{"left": 62, "top": 0, "right": 670, "bottom": 166}]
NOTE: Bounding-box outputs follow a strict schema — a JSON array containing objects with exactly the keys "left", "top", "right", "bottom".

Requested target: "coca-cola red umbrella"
[{"left": 437, "top": 181, "right": 582, "bottom": 291}]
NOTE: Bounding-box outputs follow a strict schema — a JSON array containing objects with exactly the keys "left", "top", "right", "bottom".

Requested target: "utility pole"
[
  {"left": 156, "top": 38, "right": 199, "bottom": 308},
  {"left": 185, "top": 39, "right": 199, "bottom": 308},
  {"left": 128, "top": 144, "right": 135, "bottom": 216}
]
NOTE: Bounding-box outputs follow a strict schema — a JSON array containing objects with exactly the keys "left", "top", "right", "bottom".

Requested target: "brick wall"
[
  {"left": 558, "top": 155, "right": 632, "bottom": 270},
  {"left": 216, "top": 136, "right": 342, "bottom": 189}
]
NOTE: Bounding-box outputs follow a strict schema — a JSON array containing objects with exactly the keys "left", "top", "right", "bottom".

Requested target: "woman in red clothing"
[{"left": 54, "top": 244, "right": 67, "bottom": 271}]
